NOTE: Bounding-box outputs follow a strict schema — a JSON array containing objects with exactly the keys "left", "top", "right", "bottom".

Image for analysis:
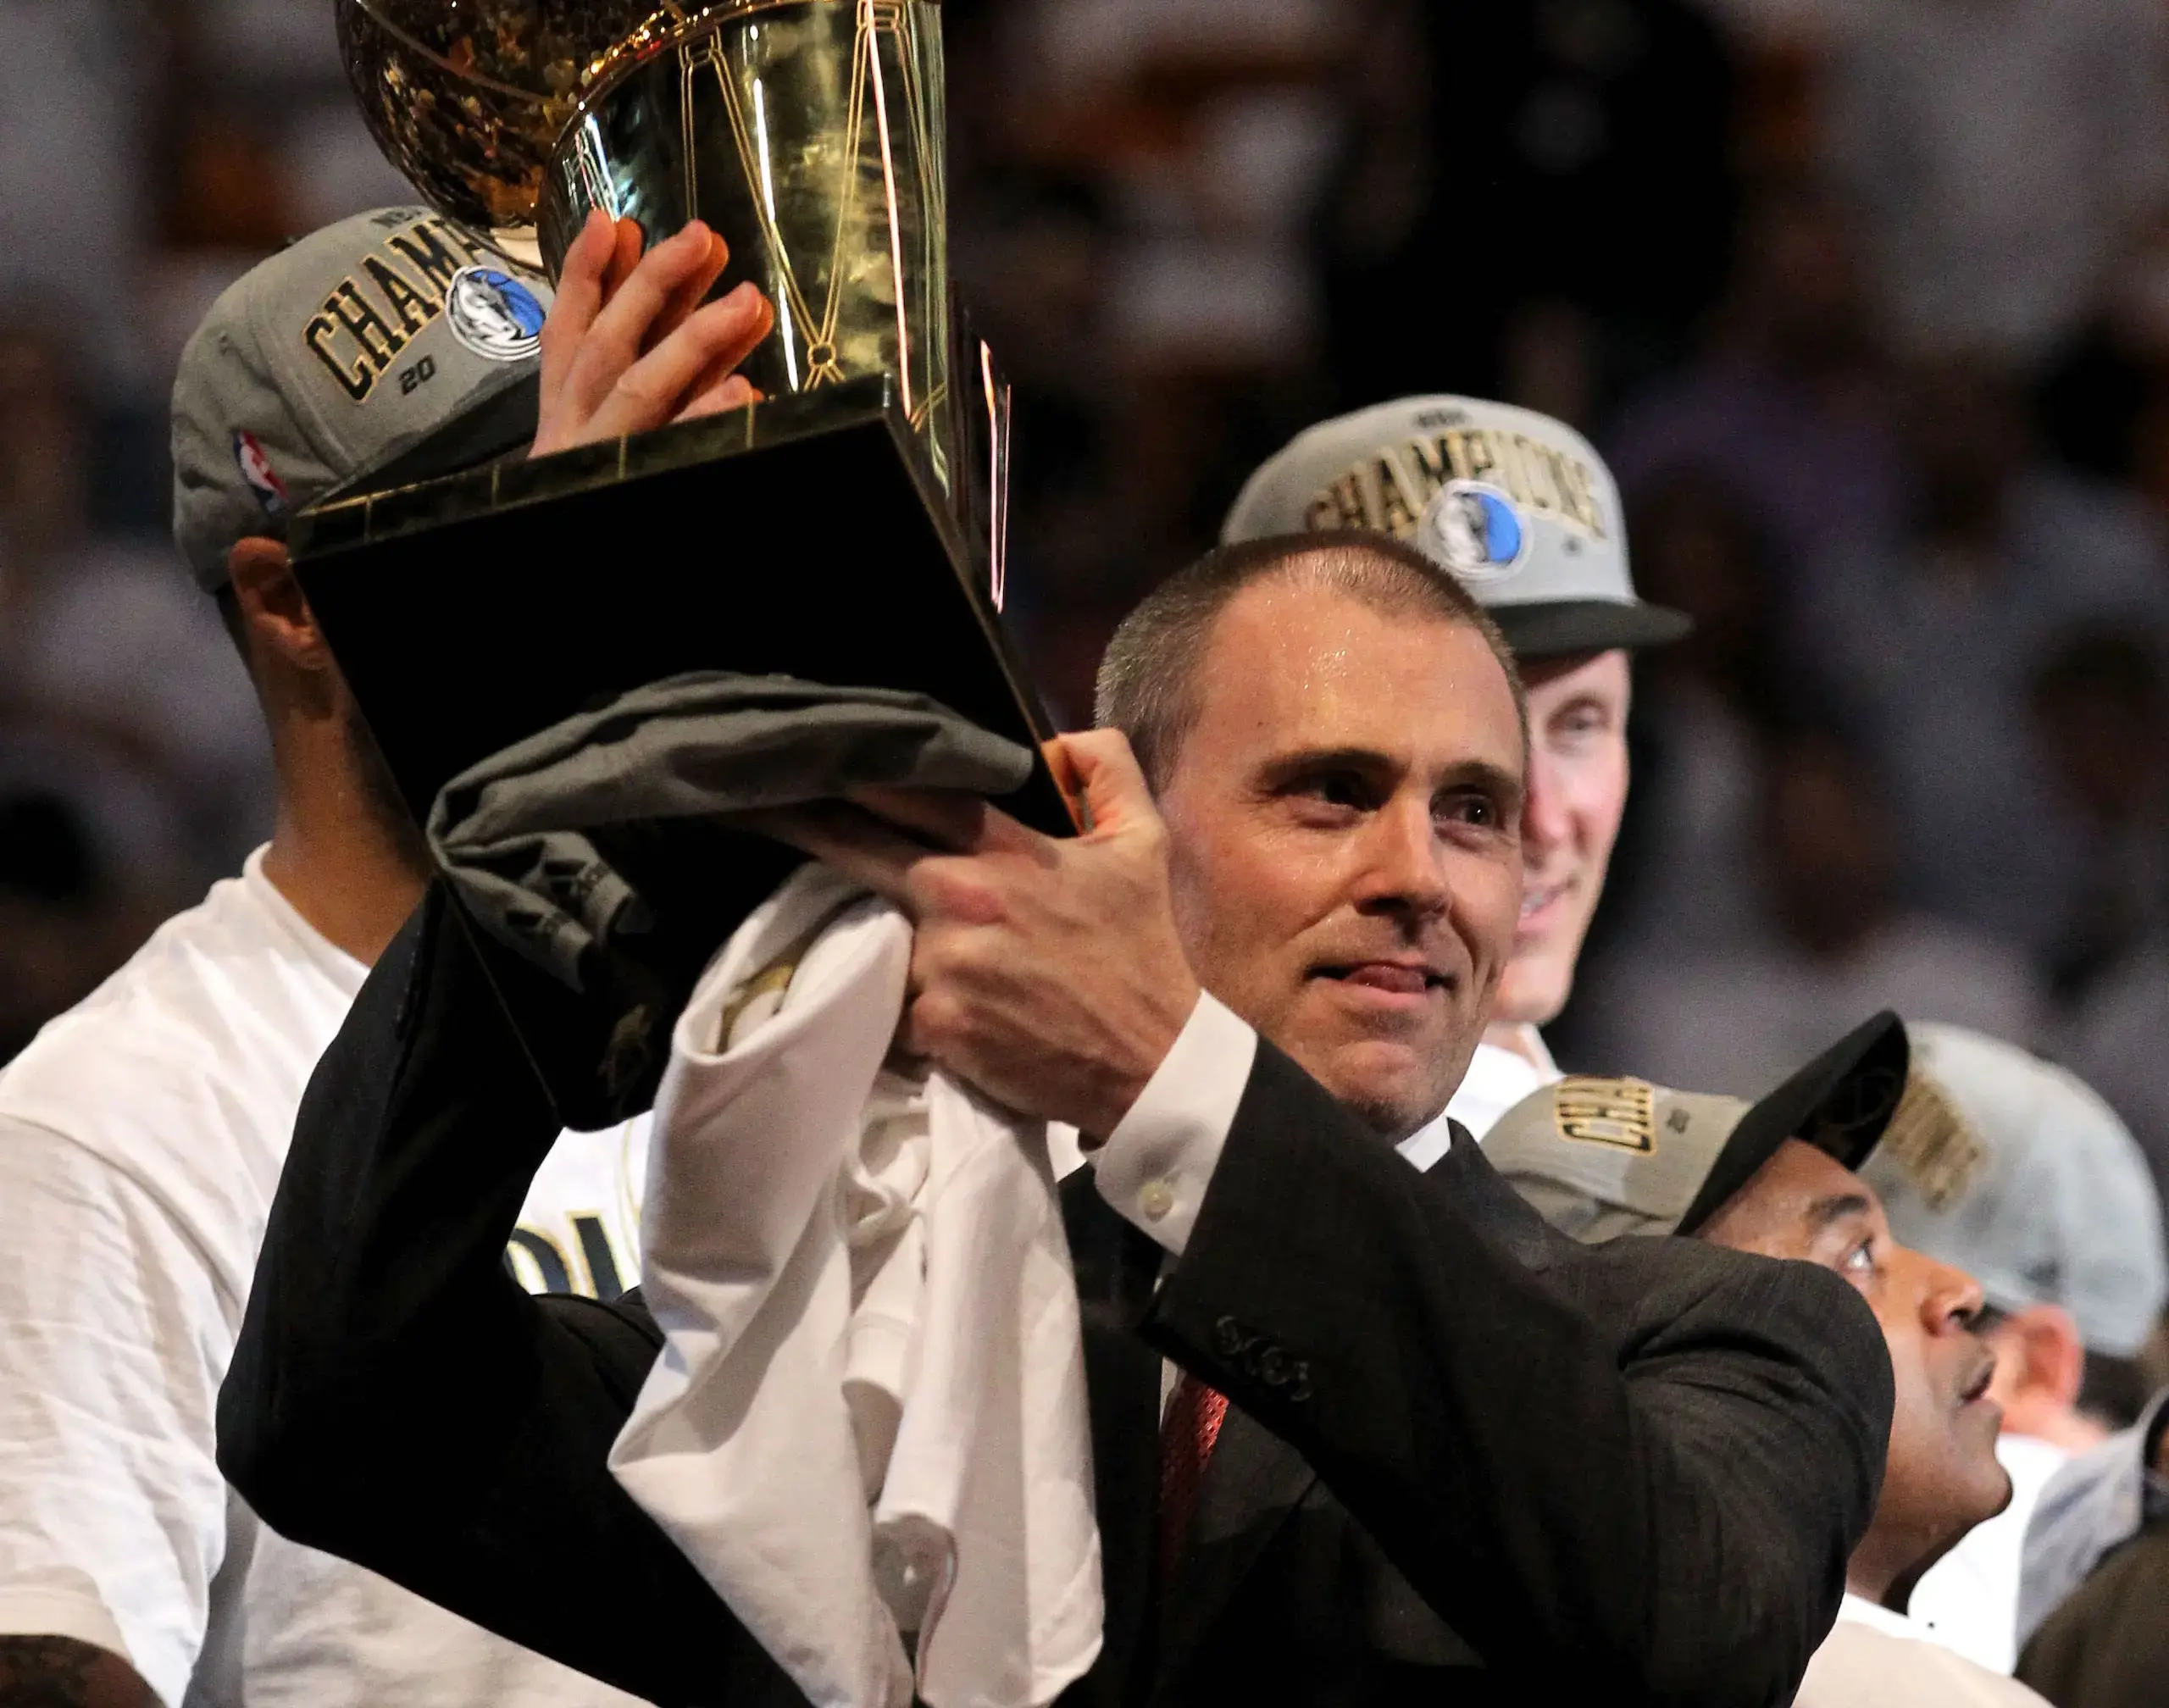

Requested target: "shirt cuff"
[
  {"left": 0, "top": 1588, "right": 139, "bottom": 1689},
  {"left": 1091, "top": 990, "right": 1257, "bottom": 1256}
]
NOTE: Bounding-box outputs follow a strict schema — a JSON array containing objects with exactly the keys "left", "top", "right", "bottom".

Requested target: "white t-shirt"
[
  {"left": 0, "top": 851, "right": 648, "bottom": 1708},
  {"left": 1794, "top": 1594, "right": 2051, "bottom": 1707}
]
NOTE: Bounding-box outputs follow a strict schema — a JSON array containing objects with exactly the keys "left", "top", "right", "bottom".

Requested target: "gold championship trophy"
[{"left": 308, "top": 0, "right": 1060, "bottom": 1123}]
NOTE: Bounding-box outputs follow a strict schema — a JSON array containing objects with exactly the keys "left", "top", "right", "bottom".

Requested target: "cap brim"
[
  {"left": 1675, "top": 1012, "right": 1911, "bottom": 1235},
  {"left": 319, "top": 370, "right": 541, "bottom": 508},
  {"left": 1489, "top": 599, "right": 1693, "bottom": 661}
]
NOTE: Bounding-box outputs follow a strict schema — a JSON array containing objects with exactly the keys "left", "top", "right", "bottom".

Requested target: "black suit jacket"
[{"left": 219, "top": 885, "right": 1892, "bottom": 1707}]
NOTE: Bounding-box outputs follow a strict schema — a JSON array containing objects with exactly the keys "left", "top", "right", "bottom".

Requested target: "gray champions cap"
[
  {"left": 172, "top": 205, "right": 552, "bottom": 590},
  {"left": 1486, "top": 1012, "right": 1911, "bottom": 1243},
  {"left": 1222, "top": 396, "right": 1689, "bottom": 659},
  {"left": 1859, "top": 1024, "right": 2169, "bottom": 1357}
]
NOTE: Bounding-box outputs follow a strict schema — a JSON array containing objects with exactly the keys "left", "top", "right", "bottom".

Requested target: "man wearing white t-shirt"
[
  {"left": 0, "top": 205, "right": 772, "bottom": 1707},
  {"left": 1220, "top": 397, "right": 1689, "bottom": 1138}
]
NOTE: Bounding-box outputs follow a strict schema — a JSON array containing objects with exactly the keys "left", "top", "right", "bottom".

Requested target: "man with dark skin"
[
  {"left": 1701, "top": 1140, "right": 2048, "bottom": 1706},
  {"left": 1487, "top": 1041, "right": 2047, "bottom": 1705},
  {"left": 1701, "top": 1146, "right": 2013, "bottom": 1608}
]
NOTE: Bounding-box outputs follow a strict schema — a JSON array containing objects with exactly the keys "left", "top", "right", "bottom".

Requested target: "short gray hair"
[{"left": 1093, "top": 530, "right": 1526, "bottom": 787}]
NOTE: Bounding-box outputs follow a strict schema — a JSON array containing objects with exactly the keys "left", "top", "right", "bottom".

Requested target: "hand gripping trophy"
[
  {"left": 311, "top": 2, "right": 1055, "bottom": 1123},
  {"left": 339, "top": 0, "right": 956, "bottom": 469}
]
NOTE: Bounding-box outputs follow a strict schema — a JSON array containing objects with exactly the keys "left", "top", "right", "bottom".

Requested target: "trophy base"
[{"left": 294, "top": 375, "right": 1068, "bottom": 1125}]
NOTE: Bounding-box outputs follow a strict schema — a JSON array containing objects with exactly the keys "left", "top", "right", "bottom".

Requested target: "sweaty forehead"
[{"left": 1184, "top": 579, "right": 1523, "bottom": 775}]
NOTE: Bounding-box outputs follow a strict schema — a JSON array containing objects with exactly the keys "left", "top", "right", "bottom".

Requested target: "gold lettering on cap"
[
  {"left": 1294, "top": 422, "right": 1617, "bottom": 546},
  {"left": 304, "top": 313, "right": 376, "bottom": 402},
  {"left": 1406, "top": 434, "right": 1452, "bottom": 501},
  {"left": 1493, "top": 433, "right": 1534, "bottom": 507},
  {"left": 1556, "top": 450, "right": 1587, "bottom": 524},
  {"left": 1562, "top": 455, "right": 1607, "bottom": 540},
  {"left": 1373, "top": 455, "right": 1423, "bottom": 538},
  {"left": 388, "top": 222, "right": 467, "bottom": 294},
  {"left": 326, "top": 279, "right": 407, "bottom": 371},
  {"left": 1552, "top": 1077, "right": 1657, "bottom": 1153},
  {"left": 1305, "top": 471, "right": 1373, "bottom": 532},
  {"left": 1517, "top": 436, "right": 1561, "bottom": 516},
  {"left": 363, "top": 255, "right": 438, "bottom": 336},
  {"left": 1878, "top": 1071, "right": 1987, "bottom": 1211}
]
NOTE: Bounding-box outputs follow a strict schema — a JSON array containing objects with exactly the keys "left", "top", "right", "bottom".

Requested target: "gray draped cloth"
[{"left": 423, "top": 672, "right": 1032, "bottom": 1114}]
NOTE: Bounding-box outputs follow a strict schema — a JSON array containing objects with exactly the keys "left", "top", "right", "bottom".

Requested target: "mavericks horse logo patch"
[
  {"left": 1422, "top": 480, "right": 1530, "bottom": 583},
  {"left": 446, "top": 265, "right": 547, "bottom": 362}
]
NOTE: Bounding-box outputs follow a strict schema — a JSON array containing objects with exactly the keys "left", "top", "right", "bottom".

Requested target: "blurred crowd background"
[{"left": 13, "top": 0, "right": 2169, "bottom": 1203}]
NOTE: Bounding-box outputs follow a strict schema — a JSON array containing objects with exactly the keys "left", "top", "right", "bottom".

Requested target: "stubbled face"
[
  {"left": 1498, "top": 650, "right": 1631, "bottom": 1026},
  {"left": 1156, "top": 577, "right": 1526, "bottom": 1139},
  {"left": 1700, "top": 1140, "right": 2011, "bottom": 1570}
]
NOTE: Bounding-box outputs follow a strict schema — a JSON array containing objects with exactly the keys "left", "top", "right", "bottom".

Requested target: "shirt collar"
[
  {"left": 1836, "top": 1593, "right": 1926, "bottom": 1642},
  {"left": 1497, "top": 1023, "right": 1558, "bottom": 1079},
  {"left": 1397, "top": 1113, "right": 1456, "bottom": 1173}
]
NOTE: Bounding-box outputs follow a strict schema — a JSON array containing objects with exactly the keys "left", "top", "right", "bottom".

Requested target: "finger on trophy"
[
  {"left": 675, "top": 284, "right": 775, "bottom": 414},
  {"left": 602, "top": 215, "right": 646, "bottom": 304},
  {"left": 678, "top": 373, "right": 763, "bottom": 423},
  {"left": 585, "top": 222, "right": 721, "bottom": 361},
  {"left": 583, "top": 281, "right": 772, "bottom": 441},
  {"left": 549, "top": 222, "right": 724, "bottom": 430},
  {"left": 538, "top": 209, "right": 620, "bottom": 418},
  {"left": 652, "top": 227, "right": 734, "bottom": 352}
]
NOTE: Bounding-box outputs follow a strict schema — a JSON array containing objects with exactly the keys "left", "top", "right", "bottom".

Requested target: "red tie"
[{"left": 1158, "top": 1373, "right": 1229, "bottom": 1581}]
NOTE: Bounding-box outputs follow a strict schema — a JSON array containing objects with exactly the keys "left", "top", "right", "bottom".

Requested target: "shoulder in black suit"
[
  {"left": 1071, "top": 1049, "right": 1892, "bottom": 1705},
  {"left": 219, "top": 884, "right": 1890, "bottom": 1707}
]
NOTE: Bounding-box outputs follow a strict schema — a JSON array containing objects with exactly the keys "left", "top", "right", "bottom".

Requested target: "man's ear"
[
  {"left": 1997, "top": 1304, "right": 2089, "bottom": 1410},
  {"left": 225, "top": 536, "right": 332, "bottom": 672}
]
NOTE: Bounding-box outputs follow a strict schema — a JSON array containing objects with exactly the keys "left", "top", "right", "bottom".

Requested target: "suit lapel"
[
  {"left": 1150, "top": 1400, "right": 1318, "bottom": 1696},
  {"left": 1062, "top": 1138, "right": 1527, "bottom": 1700},
  {"left": 1144, "top": 1131, "right": 1525, "bottom": 1689},
  {"left": 1427, "top": 1124, "right": 1573, "bottom": 1270},
  {"left": 1062, "top": 1175, "right": 1168, "bottom": 1705}
]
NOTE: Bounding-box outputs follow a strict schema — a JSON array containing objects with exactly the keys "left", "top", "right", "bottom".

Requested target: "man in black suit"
[{"left": 219, "top": 534, "right": 1893, "bottom": 1705}]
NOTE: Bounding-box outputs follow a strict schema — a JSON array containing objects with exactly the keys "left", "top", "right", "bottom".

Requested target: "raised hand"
[
  {"left": 759, "top": 731, "right": 1202, "bottom": 1136},
  {"left": 531, "top": 208, "right": 776, "bottom": 457}
]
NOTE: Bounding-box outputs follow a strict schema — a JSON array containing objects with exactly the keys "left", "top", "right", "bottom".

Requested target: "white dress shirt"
[
  {"left": 1444, "top": 1028, "right": 1561, "bottom": 1142},
  {"left": 1043, "top": 1001, "right": 1534, "bottom": 1185},
  {"left": 1793, "top": 1594, "right": 2051, "bottom": 1707},
  {"left": 1093, "top": 992, "right": 1474, "bottom": 1255}
]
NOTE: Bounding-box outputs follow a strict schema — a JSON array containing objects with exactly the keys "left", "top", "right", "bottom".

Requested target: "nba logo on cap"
[
  {"left": 1423, "top": 480, "right": 1528, "bottom": 583},
  {"left": 446, "top": 265, "right": 547, "bottom": 363},
  {"left": 233, "top": 430, "right": 290, "bottom": 518}
]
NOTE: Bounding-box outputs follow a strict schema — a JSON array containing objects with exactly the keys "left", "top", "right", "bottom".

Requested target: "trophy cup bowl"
[
  {"left": 317, "top": 0, "right": 1050, "bottom": 1123},
  {"left": 337, "top": 0, "right": 951, "bottom": 481}
]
